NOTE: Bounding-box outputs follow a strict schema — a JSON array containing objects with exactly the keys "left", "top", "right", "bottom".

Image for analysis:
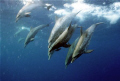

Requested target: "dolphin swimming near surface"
[
  {"left": 48, "top": 23, "right": 78, "bottom": 60},
  {"left": 16, "top": 1, "right": 52, "bottom": 22},
  {"left": 71, "top": 22, "right": 104, "bottom": 63},
  {"left": 24, "top": 24, "right": 49, "bottom": 48},
  {"left": 48, "top": 11, "right": 81, "bottom": 48}
]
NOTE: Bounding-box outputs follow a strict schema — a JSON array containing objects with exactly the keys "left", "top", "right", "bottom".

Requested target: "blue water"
[{"left": 1, "top": 0, "right": 120, "bottom": 81}]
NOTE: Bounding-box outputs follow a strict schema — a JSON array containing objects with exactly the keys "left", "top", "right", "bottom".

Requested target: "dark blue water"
[{"left": 1, "top": 0, "right": 120, "bottom": 81}]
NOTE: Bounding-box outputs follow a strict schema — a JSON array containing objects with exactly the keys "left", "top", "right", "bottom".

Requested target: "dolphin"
[
  {"left": 48, "top": 23, "right": 78, "bottom": 60},
  {"left": 14, "top": 29, "right": 24, "bottom": 37},
  {"left": 48, "top": 11, "right": 81, "bottom": 48},
  {"left": 24, "top": 24, "right": 49, "bottom": 48},
  {"left": 65, "top": 37, "right": 79, "bottom": 68},
  {"left": 16, "top": 1, "right": 52, "bottom": 22},
  {"left": 18, "top": 37, "right": 24, "bottom": 43},
  {"left": 14, "top": 27, "right": 30, "bottom": 37},
  {"left": 71, "top": 22, "right": 104, "bottom": 63}
]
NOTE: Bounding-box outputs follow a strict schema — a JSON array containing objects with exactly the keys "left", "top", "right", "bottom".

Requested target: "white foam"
[{"left": 53, "top": 0, "right": 120, "bottom": 24}]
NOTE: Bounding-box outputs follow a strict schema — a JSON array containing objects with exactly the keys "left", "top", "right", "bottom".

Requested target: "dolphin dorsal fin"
[
  {"left": 30, "top": 38, "right": 34, "bottom": 41},
  {"left": 55, "top": 16, "right": 59, "bottom": 22}
]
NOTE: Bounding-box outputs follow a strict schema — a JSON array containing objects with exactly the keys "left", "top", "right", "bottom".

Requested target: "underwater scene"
[{"left": 1, "top": 0, "right": 120, "bottom": 81}]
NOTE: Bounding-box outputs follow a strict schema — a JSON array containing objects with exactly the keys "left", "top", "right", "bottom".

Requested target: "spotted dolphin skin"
[
  {"left": 48, "top": 11, "right": 81, "bottom": 49},
  {"left": 71, "top": 22, "right": 104, "bottom": 63},
  {"left": 24, "top": 24, "right": 49, "bottom": 48},
  {"left": 48, "top": 23, "right": 78, "bottom": 60},
  {"left": 16, "top": 1, "right": 52, "bottom": 22}
]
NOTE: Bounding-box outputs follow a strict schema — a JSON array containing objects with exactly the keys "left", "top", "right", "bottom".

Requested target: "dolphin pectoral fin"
[
  {"left": 25, "top": 12, "right": 31, "bottom": 17},
  {"left": 55, "top": 48, "right": 61, "bottom": 51},
  {"left": 85, "top": 50, "right": 94, "bottom": 53},
  {"left": 30, "top": 38, "right": 34, "bottom": 41},
  {"left": 63, "top": 43, "right": 71, "bottom": 48}
]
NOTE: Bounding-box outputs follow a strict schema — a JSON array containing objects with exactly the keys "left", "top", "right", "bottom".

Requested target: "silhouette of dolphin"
[
  {"left": 16, "top": 1, "right": 52, "bottom": 22},
  {"left": 24, "top": 24, "right": 49, "bottom": 48}
]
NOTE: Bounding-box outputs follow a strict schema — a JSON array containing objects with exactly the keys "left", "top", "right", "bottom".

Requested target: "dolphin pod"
[
  {"left": 71, "top": 22, "right": 103, "bottom": 63},
  {"left": 15, "top": 1, "right": 105, "bottom": 68},
  {"left": 65, "top": 22, "right": 103, "bottom": 68},
  {"left": 24, "top": 24, "right": 49, "bottom": 48},
  {"left": 48, "top": 23, "right": 78, "bottom": 60},
  {"left": 16, "top": 1, "right": 52, "bottom": 22},
  {"left": 48, "top": 11, "right": 81, "bottom": 49}
]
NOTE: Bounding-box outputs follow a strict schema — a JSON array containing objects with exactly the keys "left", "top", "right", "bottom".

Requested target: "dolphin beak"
[
  {"left": 24, "top": 44, "right": 26, "bottom": 48},
  {"left": 71, "top": 58, "right": 75, "bottom": 63},
  {"left": 15, "top": 19, "right": 18, "bottom": 22},
  {"left": 15, "top": 18, "right": 19, "bottom": 22},
  {"left": 48, "top": 55, "right": 51, "bottom": 60},
  {"left": 65, "top": 65, "right": 68, "bottom": 69}
]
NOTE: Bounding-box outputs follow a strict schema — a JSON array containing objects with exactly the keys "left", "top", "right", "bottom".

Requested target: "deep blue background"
[{"left": 1, "top": 0, "right": 120, "bottom": 81}]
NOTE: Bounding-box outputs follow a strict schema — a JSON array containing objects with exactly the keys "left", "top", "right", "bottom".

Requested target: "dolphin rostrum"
[
  {"left": 24, "top": 24, "right": 49, "bottom": 48},
  {"left": 16, "top": 1, "right": 52, "bottom": 22},
  {"left": 48, "top": 11, "right": 81, "bottom": 48},
  {"left": 71, "top": 22, "right": 104, "bottom": 63},
  {"left": 48, "top": 23, "right": 78, "bottom": 60}
]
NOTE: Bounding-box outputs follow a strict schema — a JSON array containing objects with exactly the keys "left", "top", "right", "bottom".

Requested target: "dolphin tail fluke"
[
  {"left": 96, "top": 22, "right": 104, "bottom": 26},
  {"left": 46, "top": 4, "right": 52, "bottom": 11},
  {"left": 75, "top": 10, "right": 82, "bottom": 15}
]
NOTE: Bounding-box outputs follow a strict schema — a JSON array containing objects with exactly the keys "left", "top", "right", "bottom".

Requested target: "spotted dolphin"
[
  {"left": 48, "top": 23, "right": 78, "bottom": 60},
  {"left": 48, "top": 11, "right": 81, "bottom": 48},
  {"left": 71, "top": 22, "right": 104, "bottom": 63},
  {"left": 16, "top": 1, "right": 52, "bottom": 22},
  {"left": 24, "top": 24, "right": 49, "bottom": 48},
  {"left": 65, "top": 37, "right": 79, "bottom": 68}
]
